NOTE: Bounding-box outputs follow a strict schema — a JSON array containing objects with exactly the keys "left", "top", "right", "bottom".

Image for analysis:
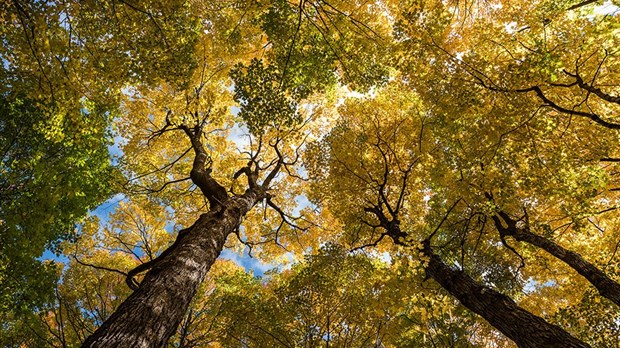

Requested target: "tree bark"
[
  {"left": 513, "top": 228, "right": 620, "bottom": 306},
  {"left": 422, "top": 243, "right": 590, "bottom": 348},
  {"left": 81, "top": 190, "right": 261, "bottom": 348}
]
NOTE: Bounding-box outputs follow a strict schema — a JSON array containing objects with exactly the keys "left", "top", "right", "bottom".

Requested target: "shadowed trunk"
[
  {"left": 365, "top": 210, "right": 590, "bottom": 347},
  {"left": 422, "top": 243, "right": 590, "bottom": 348},
  {"left": 81, "top": 191, "right": 261, "bottom": 348}
]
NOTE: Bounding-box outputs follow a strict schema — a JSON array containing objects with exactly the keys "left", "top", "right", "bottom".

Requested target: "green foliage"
[
  {"left": 260, "top": 0, "right": 391, "bottom": 92},
  {"left": 0, "top": 95, "right": 116, "bottom": 318},
  {"left": 230, "top": 58, "right": 300, "bottom": 135}
]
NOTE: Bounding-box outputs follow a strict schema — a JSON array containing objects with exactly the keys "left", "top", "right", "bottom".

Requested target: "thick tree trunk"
[
  {"left": 81, "top": 191, "right": 261, "bottom": 348},
  {"left": 513, "top": 229, "right": 620, "bottom": 306},
  {"left": 422, "top": 244, "right": 590, "bottom": 348}
]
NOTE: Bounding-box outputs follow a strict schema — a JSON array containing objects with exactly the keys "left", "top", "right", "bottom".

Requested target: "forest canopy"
[{"left": 1, "top": 0, "right": 620, "bottom": 347}]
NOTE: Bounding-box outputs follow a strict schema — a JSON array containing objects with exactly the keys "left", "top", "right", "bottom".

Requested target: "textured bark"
[
  {"left": 81, "top": 191, "right": 261, "bottom": 348},
  {"left": 422, "top": 244, "right": 590, "bottom": 348},
  {"left": 513, "top": 229, "right": 620, "bottom": 306},
  {"left": 375, "top": 219, "right": 590, "bottom": 347}
]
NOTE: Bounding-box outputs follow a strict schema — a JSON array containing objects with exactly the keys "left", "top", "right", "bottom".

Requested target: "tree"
[
  {"left": 304, "top": 84, "right": 598, "bottom": 347},
  {"left": 387, "top": 0, "right": 620, "bottom": 344},
  {"left": 403, "top": 0, "right": 620, "bottom": 309}
]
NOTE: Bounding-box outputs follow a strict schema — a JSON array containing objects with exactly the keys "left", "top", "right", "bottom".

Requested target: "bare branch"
[
  {"left": 426, "top": 198, "right": 462, "bottom": 241},
  {"left": 72, "top": 256, "right": 129, "bottom": 277}
]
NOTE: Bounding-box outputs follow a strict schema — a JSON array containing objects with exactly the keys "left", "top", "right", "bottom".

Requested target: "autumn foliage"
[{"left": 1, "top": 0, "right": 620, "bottom": 347}]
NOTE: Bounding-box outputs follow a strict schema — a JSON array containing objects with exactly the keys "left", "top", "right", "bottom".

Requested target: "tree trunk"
[
  {"left": 81, "top": 191, "right": 261, "bottom": 348},
  {"left": 422, "top": 244, "right": 590, "bottom": 348},
  {"left": 513, "top": 229, "right": 620, "bottom": 306}
]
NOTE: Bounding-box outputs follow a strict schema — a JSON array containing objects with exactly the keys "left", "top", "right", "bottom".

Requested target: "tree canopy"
[{"left": 1, "top": 0, "right": 620, "bottom": 347}]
